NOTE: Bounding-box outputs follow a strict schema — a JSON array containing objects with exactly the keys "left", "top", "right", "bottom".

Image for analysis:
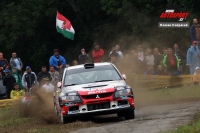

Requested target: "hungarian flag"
[{"left": 56, "top": 12, "right": 75, "bottom": 40}]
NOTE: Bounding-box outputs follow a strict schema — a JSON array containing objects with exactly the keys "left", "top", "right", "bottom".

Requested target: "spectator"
[
  {"left": 137, "top": 45, "right": 145, "bottom": 72},
  {"left": 92, "top": 43, "right": 104, "bottom": 63},
  {"left": 109, "top": 46, "right": 116, "bottom": 57},
  {"left": 130, "top": 49, "right": 136, "bottom": 59},
  {"left": 49, "top": 66, "right": 60, "bottom": 86},
  {"left": 66, "top": 64, "right": 70, "bottom": 68},
  {"left": 0, "top": 72, "right": 6, "bottom": 100},
  {"left": 193, "top": 67, "right": 200, "bottom": 85},
  {"left": 49, "top": 49, "right": 66, "bottom": 74},
  {"left": 174, "top": 43, "right": 184, "bottom": 74},
  {"left": 132, "top": 53, "right": 142, "bottom": 74},
  {"left": 190, "top": 18, "right": 200, "bottom": 44},
  {"left": 115, "top": 44, "right": 123, "bottom": 58},
  {"left": 72, "top": 60, "right": 78, "bottom": 66},
  {"left": 153, "top": 47, "right": 162, "bottom": 70},
  {"left": 10, "top": 83, "right": 24, "bottom": 99},
  {"left": 186, "top": 41, "right": 200, "bottom": 74},
  {"left": 0, "top": 52, "right": 9, "bottom": 77},
  {"left": 144, "top": 65, "right": 155, "bottom": 75},
  {"left": 145, "top": 48, "right": 154, "bottom": 67},
  {"left": 162, "top": 47, "right": 168, "bottom": 56},
  {"left": 11, "top": 67, "right": 23, "bottom": 89},
  {"left": 155, "top": 65, "right": 165, "bottom": 75},
  {"left": 22, "top": 66, "right": 37, "bottom": 95},
  {"left": 37, "top": 66, "right": 51, "bottom": 86},
  {"left": 163, "top": 69, "right": 168, "bottom": 76},
  {"left": 78, "top": 48, "right": 89, "bottom": 64},
  {"left": 3, "top": 69, "right": 16, "bottom": 99},
  {"left": 110, "top": 54, "right": 118, "bottom": 66},
  {"left": 41, "top": 78, "right": 55, "bottom": 93},
  {"left": 137, "top": 45, "right": 145, "bottom": 62},
  {"left": 10, "top": 52, "right": 23, "bottom": 74},
  {"left": 163, "top": 48, "right": 180, "bottom": 76}
]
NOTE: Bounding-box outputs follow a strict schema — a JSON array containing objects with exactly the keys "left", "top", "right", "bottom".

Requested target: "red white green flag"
[{"left": 56, "top": 12, "right": 75, "bottom": 40}]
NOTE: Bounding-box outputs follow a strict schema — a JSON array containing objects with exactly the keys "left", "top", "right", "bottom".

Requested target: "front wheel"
[
  {"left": 60, "top": 113, "right": 67, "bottom": 124},
  {"left": 124, "top": 108, "right": 135, "bottom": 120}
]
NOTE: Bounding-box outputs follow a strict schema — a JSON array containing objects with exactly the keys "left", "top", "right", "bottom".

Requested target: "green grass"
[{"left": 166, "top": 113, "right": 200, "bottom": 133}]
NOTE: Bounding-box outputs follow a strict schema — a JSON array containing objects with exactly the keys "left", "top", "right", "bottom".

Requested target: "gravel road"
[{"left": 70, "top": 101, "right": 200, "bottom": 133}]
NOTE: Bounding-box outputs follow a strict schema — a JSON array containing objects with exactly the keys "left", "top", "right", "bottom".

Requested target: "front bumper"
[{"left": 61, "top": 99, "right": 135, "bottom": 117}]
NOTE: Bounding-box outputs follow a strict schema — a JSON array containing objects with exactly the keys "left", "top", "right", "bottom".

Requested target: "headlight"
[
  {"left": 115, "top": 88, "right": 131, "bottom": 97},
  {"left": 61, "top": 96, "right": 81, "bottom": 102}
]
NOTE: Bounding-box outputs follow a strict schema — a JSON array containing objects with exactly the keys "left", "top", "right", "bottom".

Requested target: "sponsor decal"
[{"left": 88, "top": 88, "right": 107, "bottom": 94}]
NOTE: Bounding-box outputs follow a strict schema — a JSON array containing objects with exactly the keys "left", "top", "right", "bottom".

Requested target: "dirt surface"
[
  {"left": 1, "top": 74, "right": 200, "bottom": 133},
  {"left": 70, "top": 101, "right": 200, "bottom": 133}
]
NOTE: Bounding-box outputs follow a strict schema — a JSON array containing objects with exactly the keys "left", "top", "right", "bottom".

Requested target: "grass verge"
[{"left": 167, "top": 113, "right": 200, "bottom": 133}]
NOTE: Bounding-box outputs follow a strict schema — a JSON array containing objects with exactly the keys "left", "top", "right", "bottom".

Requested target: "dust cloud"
[{"left": 4, "top": 89, "right": 60, "bottom": 124}]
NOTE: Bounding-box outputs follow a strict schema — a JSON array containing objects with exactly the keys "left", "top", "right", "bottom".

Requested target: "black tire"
[
  {"left": 124, "top": 108, "right": 135, "bottom": 120},
  {"left": 117, "top": 112, "right": 124, "bottom": 117},
  {"left": 60, "top": 113, "right": 67, "bottom": 124}
]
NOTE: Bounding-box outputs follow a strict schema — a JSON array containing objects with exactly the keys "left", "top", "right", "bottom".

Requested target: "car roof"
[{"left": 66, "top": 62, "right": 112, "bottom": 70}]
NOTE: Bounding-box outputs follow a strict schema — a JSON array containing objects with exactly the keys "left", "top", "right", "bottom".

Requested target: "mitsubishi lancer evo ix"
[{"left": 53, "top": 62, "right": 135, "bottom": 124}]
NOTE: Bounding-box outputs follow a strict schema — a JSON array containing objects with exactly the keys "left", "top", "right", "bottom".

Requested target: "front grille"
[
  {"left": 87, "top": 102, "right": 110, "bottom": 111},
  {"left": 81, "top": 92, "right": 113, "bottom": 99},
  {"left": 69, "top": 106, "right": 79, "bottom": 112}
]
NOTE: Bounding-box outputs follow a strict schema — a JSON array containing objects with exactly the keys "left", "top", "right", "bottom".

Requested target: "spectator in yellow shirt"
[{"left": 10, "top": 83, "right": 24, "bottom": 99}]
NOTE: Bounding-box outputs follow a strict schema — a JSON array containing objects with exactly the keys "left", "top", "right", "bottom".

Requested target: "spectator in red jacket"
[{"left": 92, "top": 43, "right": 104, "bottom": 63}]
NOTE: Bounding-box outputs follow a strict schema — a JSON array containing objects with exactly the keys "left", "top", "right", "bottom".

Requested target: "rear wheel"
[{"left": 124, "top": 108, "right": 135, "bottom": 120}]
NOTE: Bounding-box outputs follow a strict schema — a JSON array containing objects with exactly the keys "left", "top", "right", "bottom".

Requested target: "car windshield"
[{"left": 64, "top": 64, "right": 122, "bottom": 86}]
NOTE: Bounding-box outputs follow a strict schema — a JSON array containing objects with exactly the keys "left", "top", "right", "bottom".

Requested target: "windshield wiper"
[
  {"left": 95, "top": 80, "right": 113, "bottom": 82},
  {"left": 65, "top": 84, "right": 77, "bottom": 87}
]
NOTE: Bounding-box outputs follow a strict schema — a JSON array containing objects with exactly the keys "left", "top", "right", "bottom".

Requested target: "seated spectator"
[
  {"left": 163, "top": 69, "right": 168, "bottom": 76},
  {"left": 155, "top": 65, "right": 165, "bottom": 75},
  {"left": 42, "top": 78, "right": 55, "bottom": 93},
  {"left": 72, "top": 60, "right": 78, "bottom": 66},
  {"left": 144, "top": 65, "right": 155, "bottom": 75},
  {"left": 10, "top": 83, "right": 24, "bottom": 99},
  {"left": 193, "top": 67, "right": 200, "bottom": 85}
]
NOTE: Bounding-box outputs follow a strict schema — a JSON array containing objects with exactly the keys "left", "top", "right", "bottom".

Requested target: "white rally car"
[{"left": 53, "top": 62, "right": 135, "bottom": 124}]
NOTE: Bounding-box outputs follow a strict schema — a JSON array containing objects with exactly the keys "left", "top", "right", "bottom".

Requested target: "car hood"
[{"left": 62, "top": 80, "right": 126, "bottom": 95}]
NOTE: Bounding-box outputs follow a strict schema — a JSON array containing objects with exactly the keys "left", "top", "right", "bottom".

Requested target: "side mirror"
[
  {"left": 122, "top": 74, "right": 126, "bottom": 80},
  {"left": 57, "top": 82, "right": 61, "bottom": 88}
]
